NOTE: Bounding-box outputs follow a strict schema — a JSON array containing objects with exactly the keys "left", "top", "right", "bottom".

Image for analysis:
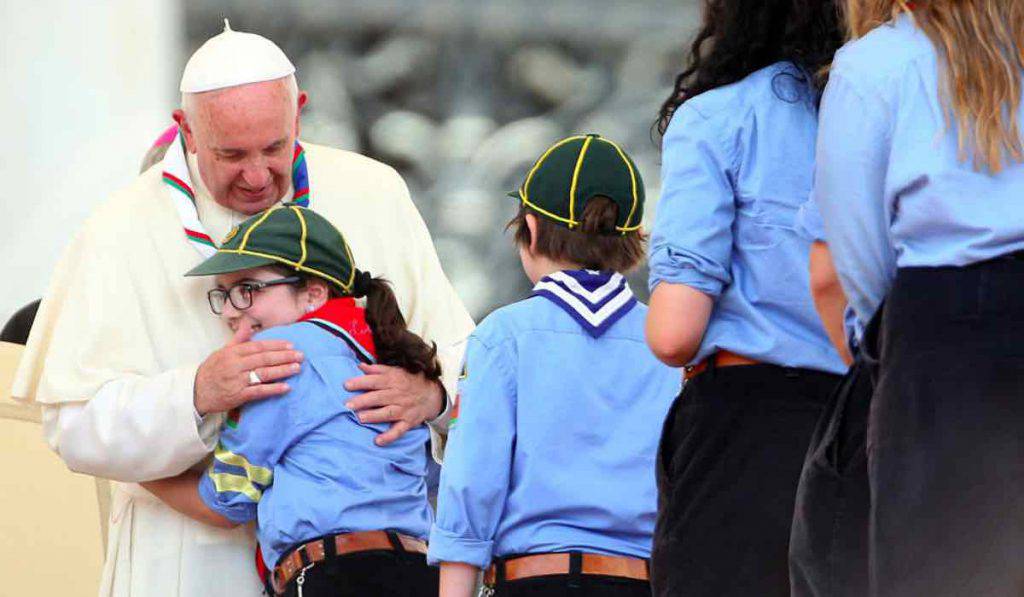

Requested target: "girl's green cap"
[{"left": 185, "top": 203, "right": 358, "bottom": 295}]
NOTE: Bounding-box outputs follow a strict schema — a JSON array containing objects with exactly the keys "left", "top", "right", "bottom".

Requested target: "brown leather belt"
[
  {"left": 684, "top": 350, "right": 760, "bottom": 380},
  {"left": 483, "top": 553, "right": 649, "bottom": 585},
  {"left": 272, "top": 531, "right": 427, "bottom": 594}
]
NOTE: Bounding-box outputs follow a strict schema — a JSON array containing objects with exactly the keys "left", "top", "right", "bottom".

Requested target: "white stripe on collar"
[
  {"left": 545, "top": 270, "right": 624, "bottom": 304},
  {"left": 531, "top": 270, "right": 638, "bottom": 337},
  {"left": 533, "top": 279, "right": 635, "bottom": 327}
]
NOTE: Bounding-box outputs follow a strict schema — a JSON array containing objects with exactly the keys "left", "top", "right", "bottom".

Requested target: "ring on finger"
[{"left": 248, "top": 370, "right": 262, "bottom": 385}]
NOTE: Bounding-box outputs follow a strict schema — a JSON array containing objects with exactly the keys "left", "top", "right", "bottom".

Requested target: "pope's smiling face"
[{"left": 174, "top": 77, "right": 308, "bottom": 216}]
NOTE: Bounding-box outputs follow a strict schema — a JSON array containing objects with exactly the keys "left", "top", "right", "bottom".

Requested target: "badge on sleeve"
[{"left": 226, "top": 407, "right": 241, "bottom": 429}]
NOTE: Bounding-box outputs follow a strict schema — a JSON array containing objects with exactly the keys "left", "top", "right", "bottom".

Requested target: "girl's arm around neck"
[
  {"left": 439, "top": 562, "right": 480, "bottom": 597},
  {"left": 141, "top": 470, "right": 237, "bottom": 529}
]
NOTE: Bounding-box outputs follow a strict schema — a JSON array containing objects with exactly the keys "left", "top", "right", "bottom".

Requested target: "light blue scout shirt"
[
  {"left": 198, "top": 309, "right": 433, "bottom": 568},
  {"left": 648, "top": 61, "right": 846, "bottom": 375},
  {"left": 428, "top": 270, "right": 681, "bottom": 569},
  {"left": 814, "top": 14, "right": 1024, "bottom": 328}
]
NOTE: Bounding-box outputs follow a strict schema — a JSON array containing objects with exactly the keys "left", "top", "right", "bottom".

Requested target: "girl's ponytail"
[{"left": 362, "top": 275, "right": 442, "bottom": 380}]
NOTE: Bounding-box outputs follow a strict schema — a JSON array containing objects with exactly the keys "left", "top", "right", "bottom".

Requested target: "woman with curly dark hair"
[{"left": 644, "top": 1, "right": 846, "bottom": 595}]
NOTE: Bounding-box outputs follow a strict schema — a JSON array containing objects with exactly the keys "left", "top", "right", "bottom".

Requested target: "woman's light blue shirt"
[
  {"left": 813, "top": 14, "right": 1024, "bottom": 327},
  {"left": 649, "top": 61, "right": 845, "bottom": 374}
]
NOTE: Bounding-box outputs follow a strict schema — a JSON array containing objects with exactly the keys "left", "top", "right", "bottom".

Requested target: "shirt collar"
[
  {"left": 532, "top": 269, "right": 637, "bottom": 338},
  {"left": 300, "top": 298, "right": 377, "bottom": 361}
]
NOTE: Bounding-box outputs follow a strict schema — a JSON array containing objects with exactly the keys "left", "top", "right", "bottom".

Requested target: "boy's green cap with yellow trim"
[
  {"left": 511, "top": 133, "right": 645, "bottom": 234},
  {"left": 185, "top": 203, "right": 358, "bottom": 294}
]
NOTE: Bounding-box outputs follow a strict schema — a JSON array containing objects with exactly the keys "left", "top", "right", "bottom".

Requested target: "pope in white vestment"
[{"left": 11, "top": 23, "right": 474, "bottom": 597}]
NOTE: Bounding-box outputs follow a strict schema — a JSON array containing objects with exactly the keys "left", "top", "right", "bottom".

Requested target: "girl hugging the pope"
[{"left": 142, "top": 203, "right": 438, "bottom": 597}]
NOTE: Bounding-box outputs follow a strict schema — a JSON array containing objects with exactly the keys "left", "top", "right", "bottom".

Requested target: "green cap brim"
[
  {"left": 184, "top": 251, "right": 279, "bottom": 277},
  {"left": 507, "top": 190, "right": 521, "bottom": 199}
]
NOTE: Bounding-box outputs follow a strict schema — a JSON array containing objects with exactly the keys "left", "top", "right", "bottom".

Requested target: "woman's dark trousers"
[
  {"left": 869, "top": 258, "right": 1024, "bottom": 596},
  {"left": 651, "top": 363, "right": 839, "bottom": 596}
]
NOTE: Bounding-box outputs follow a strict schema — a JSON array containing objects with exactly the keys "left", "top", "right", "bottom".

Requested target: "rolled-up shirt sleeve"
[
  {"left": 648, "top": 104, "right": 737, "bottom": 298},
  {"left": 795, "top": 197, "right": 828, "bottom": 242},
  {"left": 813, "top": 71, "right": 898, "bottom": 327},
  {"left": 429, "top": 334, "right": 516, "bottom": 569}
]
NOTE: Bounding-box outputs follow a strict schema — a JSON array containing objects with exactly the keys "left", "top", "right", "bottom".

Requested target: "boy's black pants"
[
  {"left": 651, "top": 363, "right": 839, "bottom": 597},
  {"left": 491, "top": 575, "right": 650, "bottom": 596},
  {"left": 279, "top": 550, "right": 437, "bottom": 596},
  {"left": 869, "top": 258, "right": 1024, "bottom": 596}
]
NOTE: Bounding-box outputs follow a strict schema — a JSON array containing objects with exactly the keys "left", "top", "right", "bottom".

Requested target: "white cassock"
[{"left": 11, "top": 141, "right": 474, "bottom": 596}]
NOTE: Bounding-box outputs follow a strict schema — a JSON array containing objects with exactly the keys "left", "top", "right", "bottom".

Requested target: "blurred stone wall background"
[
  {"left": 0, "top": 0, "right": 700, "bottom": 326},
  {"left": 186, "top": 0, "right": 700, "bottom": 319}
]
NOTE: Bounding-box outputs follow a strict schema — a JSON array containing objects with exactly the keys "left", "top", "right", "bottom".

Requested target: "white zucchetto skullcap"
[{"left": 179, "top": 19, "right": 295, "bottom": 93}]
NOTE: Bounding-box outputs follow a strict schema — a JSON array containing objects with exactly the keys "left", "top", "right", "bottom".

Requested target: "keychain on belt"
[{"left": 295, "top": 563, "right": 313, "bottom": 597}]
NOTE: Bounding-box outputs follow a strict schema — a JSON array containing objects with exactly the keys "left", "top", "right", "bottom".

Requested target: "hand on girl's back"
[
  {"left": 344, "top": 363, "right": 444, "bottom": 446},
  {"left": 193, "top": 331, "right": 304, "bottom": 416}
]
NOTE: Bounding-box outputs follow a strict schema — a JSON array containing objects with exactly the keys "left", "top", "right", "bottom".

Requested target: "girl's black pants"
[{"left": 651, "top": 362, "right": 839, "bottom": 596}]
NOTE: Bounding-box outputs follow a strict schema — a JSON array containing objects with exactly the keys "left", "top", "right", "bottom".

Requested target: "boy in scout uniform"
[{"left": 428, "top": 135, "right": 680, "bottom": 596}]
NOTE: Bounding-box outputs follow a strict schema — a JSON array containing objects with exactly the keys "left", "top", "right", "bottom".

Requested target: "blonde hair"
[{"left": 845, "top": 0, "right": 1024, "bottom": 173}]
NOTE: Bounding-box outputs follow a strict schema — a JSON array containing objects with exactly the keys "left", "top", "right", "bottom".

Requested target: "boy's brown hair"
[{"left": 508, "top": 196, "right": 646, "bottom": 273}]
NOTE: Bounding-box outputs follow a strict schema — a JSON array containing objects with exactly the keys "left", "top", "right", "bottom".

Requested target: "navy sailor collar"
[{"left": 532, "top": 269, "right": 637, "bottom": 338}]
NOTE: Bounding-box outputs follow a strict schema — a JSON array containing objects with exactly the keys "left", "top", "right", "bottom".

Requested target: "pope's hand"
[
  {"left": 344, "top": 363, "right": 445, "bottom": 446},
  {"left": 193, "top": 329, "right": 304, "bottom": 416}
]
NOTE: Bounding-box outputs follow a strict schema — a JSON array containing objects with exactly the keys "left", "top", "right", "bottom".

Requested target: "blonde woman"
[{"left": 813, "top": 1, "right": 1024, "bottom": 594}]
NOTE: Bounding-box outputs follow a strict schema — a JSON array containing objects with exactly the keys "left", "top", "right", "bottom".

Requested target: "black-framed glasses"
[{"left": 207, "top": 277, "right": 302, "bottom": 315}]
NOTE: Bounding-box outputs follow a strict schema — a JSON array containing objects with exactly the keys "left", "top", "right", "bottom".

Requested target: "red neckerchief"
[
  {"left": 299, "top": 297, "right": 377, "bottom": 359},
  {"left": 255, "top": 546, "right": 269, "bottom": 589}
]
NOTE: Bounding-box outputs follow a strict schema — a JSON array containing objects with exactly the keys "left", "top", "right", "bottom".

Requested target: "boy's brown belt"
[
  {"left": 272, "top": 530, "right": 427, "bottom": 594},
  {"left": 684, "top": 350, "right": 760, "bottom": 380},
  {"left": 483, "top": 553, "right": 649, "bottom": 585}
]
